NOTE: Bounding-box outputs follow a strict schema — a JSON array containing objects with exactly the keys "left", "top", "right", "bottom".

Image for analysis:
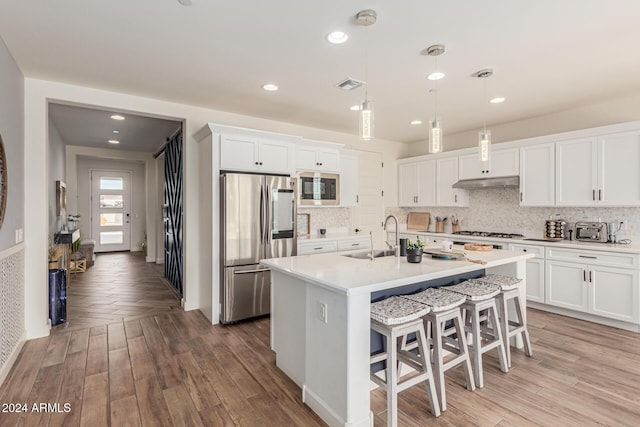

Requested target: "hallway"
[{"left": 55, "top": 252, "right": 181, "bottom": 332}]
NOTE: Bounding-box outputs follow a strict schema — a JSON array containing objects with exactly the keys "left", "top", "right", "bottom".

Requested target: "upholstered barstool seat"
[
  {"left": 370, "top": 296, "right": 440, "bottom": 426},
  {"left": 475, "top": 274, "right": 533, "bottom": 367},
  {"left": 446, "top": 279, "right": 508, "bottom": 388},
  {"left": 402, "top": 287, "right": 475, "bottom": 411}
]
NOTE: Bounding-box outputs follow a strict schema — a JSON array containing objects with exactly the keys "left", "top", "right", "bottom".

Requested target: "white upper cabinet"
[
  {"left": 556, "top": 131, "right": 640, "bottom": 206},
  {"left": 398, "top": 161, "right": 436, "bottom": 207},
  {"left": 458, "top": 148, "right": 519, "bottom": 180},
  {"left": 555, "top": 137, "right": 598, "bottom": 205},
  {"left": 520, "top": 143, "right": 555, "bottom": 206},
  {"left": 220, "top": 134, "right": 294, "bottom": 174},
  {"left": 598, "top": 131, "right": 640, "bottom": 205},
  {"left": 436, "top": 156, "right": 468, "bottom": 206},
  {"left": 339, "top": 152, "right": 358, "bottom": 207},
  {"left": 296, "top": 140, "right": 340, "bottom": 172}
]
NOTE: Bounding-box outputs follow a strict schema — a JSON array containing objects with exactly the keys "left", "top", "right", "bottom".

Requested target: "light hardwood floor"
[{"left": 2, "top": 252, "right": 640, "bottom": 426}]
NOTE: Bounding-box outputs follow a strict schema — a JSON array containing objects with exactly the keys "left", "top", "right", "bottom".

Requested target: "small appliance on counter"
[
  {"left": 574, "top": 221, "right": 608, "bottom": 243},
  {"left": 544, "top": 219, "right": 566, "bottom": 240}
]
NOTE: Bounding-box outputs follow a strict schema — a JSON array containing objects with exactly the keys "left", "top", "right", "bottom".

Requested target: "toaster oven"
[{"left": 575, "top": 222, "right": 608, "bottom": 243}]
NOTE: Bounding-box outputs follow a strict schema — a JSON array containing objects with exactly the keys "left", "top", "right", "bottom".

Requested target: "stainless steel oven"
[{"left": 298, "top": 172, "right": 340, "bottom": 205}]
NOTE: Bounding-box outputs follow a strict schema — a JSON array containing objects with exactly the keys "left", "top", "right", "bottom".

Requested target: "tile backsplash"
[
  {"left": 298, "top": 207, "right": 352, "bottom": 235},
  {"left": 386, "top": 187, "right": 639, "bottom": 240}
]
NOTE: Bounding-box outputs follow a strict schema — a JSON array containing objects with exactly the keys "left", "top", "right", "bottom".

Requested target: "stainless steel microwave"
[{"left": 298, "top": 172, "right": 340, "bottom": 205}]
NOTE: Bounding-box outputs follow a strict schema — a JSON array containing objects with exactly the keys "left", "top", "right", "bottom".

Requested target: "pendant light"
[
  {"left": 357, "top": 9, "right": 377, "bottom": 140},
  {"left": 475, "top": 69, "right": 493, "bottom": 163},
  {"left": 427, "top": 44, "right": 445, "bottom": 153}
]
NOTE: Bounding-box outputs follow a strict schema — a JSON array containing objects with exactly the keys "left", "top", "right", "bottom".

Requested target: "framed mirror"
[
  {"left": 56, "top": 180, "right": 66, "bottom": 217},
  {"left": 0, "top": 134, "right": 6, "bottom": 230}
]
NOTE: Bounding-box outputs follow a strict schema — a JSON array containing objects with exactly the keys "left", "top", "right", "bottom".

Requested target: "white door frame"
[{"left": 91, "top": 169, "right": 132, "bottom": 252}]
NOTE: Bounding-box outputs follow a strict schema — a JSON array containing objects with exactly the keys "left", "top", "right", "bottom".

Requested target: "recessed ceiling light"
[
  {"left": 112, "top": 130, "right": 119, "bottom": 134},
  {"left": 262, "top": 83, "right": 278, "bottom": 91},
  {"left": 489, "top": 97, "right": 506, "bottom": 104},
  {"left": 326, "top": 31, "right": 349, "bottom": 44},
  {"left": 108, "top": 140, "right": 120, "bottom": 144},
  {"left": 350, "top": 105, "right": 361, "bottom": 111},
  {"left": 110, "top": 114, "right": 125, "bottom": 120},
  {"left": 410, "top": 120, "right": 423, "bottom": 125},
  {"left": 178, "top": 0, "right": 192, "bottom": 6},
  {"left": 427, "top": 72, "right": 445, "bottom": 81}
]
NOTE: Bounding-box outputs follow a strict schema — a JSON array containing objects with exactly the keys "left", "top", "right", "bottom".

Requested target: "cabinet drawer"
[
  {"left": 298, "top": 240, "right": 338, "bottom": 255},
  {"left": 545, "top": 247, "right": 639, "bottom": 269},
  {"left": 337, "top": 238, "right": 369, "bottom": 252},
  {"left": 510, "top": 243, "right": 544, "bottom": 259}
]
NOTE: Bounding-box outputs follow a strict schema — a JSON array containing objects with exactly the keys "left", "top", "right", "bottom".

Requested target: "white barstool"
[
  {"left": 445, "top": 280, "right": 509, "bottom": 388},
  {"left": 475, "top": 274, "right": 533, "bottom": 367},
  {"left": 401, "top": 287, "right": 476, "bottom": 412},
  {"left": 370, "top": 296, "right": 441, "bottom": 426}
]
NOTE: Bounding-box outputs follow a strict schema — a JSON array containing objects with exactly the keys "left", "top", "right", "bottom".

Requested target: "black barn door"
[{"left": 164, "top": 129, "right": 183, "bottom": 295}]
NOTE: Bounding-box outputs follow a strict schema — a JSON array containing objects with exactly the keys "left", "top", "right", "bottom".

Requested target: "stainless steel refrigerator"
[{"left": 220, "top": 173, "right": 297, "bottom": 323}]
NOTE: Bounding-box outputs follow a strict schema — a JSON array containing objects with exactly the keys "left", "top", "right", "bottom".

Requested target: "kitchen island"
[{"left": 261, "top": 247, "right": 535, "bottom": 427}]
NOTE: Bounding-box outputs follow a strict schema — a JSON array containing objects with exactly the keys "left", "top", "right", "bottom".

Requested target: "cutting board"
[
  {"left": 407, "top": 212, "right": 430, "bottom": 231},
  {"left": 464, "top": 243, "right": 493, "bottom": 251}
]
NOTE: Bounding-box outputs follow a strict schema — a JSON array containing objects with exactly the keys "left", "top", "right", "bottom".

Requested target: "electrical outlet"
[{"left": 317, "top": 301, "right": 328, "bottom": 323}]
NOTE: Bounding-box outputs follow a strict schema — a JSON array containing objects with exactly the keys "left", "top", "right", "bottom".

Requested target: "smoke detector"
[{"left": 474, "top": 69, "right": 494, "bottom": 79}]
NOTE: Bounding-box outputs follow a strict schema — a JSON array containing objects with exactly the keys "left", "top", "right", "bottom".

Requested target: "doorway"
[{"left": 91, "top": 170, "right": 131, "bottom": 252}]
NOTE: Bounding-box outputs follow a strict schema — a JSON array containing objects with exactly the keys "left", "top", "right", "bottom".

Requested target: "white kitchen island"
[{"left": 261, "top": 247, "right": 535, "bottom": 427}]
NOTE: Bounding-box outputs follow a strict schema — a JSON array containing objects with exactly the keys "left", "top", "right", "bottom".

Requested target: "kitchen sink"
[{"left": 343, "top": 249, "right": 396, "bottom": 260}]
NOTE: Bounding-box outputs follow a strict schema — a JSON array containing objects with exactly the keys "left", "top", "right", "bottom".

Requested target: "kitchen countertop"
[
  {"left": 394, "top": 229, "right": 640, "bottom": 254},
  {"left": 262, "top": 246, "right": 534, "bottom": 295}
]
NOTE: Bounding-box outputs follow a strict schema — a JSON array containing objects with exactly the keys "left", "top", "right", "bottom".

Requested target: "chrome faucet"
[
  {"left": 384, "top": 215, "right": 400, "bottom": 257},
  {"left": 369, "top": 231, "right": 374, "bottom": 261}
]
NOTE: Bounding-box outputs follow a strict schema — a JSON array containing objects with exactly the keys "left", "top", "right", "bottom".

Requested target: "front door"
[{"left": 91, "top": 170, "right": 132, "bottom": 252}]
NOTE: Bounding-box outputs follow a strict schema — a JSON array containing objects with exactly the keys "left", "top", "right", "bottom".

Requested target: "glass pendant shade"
[
  {"left": 428, "top": 119, "right": 442, "bottom": 153},
  {"left": 360, "top": 99, "right": 374, "bottom": 140},
  {"left": 479, "top": 129, "right": 491, "bottom": 162}
]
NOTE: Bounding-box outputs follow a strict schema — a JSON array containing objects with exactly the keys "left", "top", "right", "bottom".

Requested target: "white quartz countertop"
[
  {"left": 261, "top": 246, "right": 534, "bottom": 296},
  {"left": 395, "top": 230, "right": 640, "bottom": 254}
]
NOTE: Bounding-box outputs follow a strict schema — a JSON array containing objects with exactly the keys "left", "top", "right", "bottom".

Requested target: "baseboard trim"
[
  {"left": 302, "top": 384, "right": 372, "bottom": 427},
  {"left": 528, "top": 302, "right": 640, "bottom": 333}
]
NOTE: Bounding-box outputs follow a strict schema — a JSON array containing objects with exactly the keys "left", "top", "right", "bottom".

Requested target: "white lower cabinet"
[
  {"left": 297, "top": 236, "right": 369, "bottom": 255},
  {"left": 297, "top": 240, "right": 338, "bottom": 255},
  {"left": 510, "top": 243, "right": 545, "bottom": 303},
  {"left": 545, "top": 248, "right": 639, "bottom": 323}
]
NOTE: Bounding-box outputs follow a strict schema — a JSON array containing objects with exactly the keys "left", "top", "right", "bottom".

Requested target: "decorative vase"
[{"left": 406, "top": 248, "right": 423, "bottom": 263}]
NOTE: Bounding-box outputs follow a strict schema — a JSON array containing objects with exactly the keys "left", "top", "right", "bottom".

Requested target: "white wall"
[
  {"left": 23, "top": 78, "right": 409, "bottom": 336},
  {"left": 48, "top": 119, "right": 66, "bottom": 237},
  {"left": 75, "top": 155, "right": 147, "bottom": 251},
  {"left": 408, "top": 89, "right": 640, "bottom": 156},
  {"left": 0, "top": 34, "right": 25, "bottom": 382}
]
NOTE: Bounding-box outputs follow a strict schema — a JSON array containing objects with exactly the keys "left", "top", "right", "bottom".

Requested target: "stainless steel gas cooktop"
[{"left": 452, "top": 231, "right": 525, "bottom": 239}]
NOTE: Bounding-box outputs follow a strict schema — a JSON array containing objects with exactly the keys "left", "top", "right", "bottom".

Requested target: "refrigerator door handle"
[
  {"left": 259, "top": 183, "right": 265, "bottom": 244},
  {"left": 234, "top": 268, "right": 271, "bottom": 275},
  {"left": 265, "top": 184, "right": 272, "bottom": 245}
]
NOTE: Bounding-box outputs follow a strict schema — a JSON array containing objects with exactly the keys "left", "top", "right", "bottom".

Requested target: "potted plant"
[
  {"left": 406, "top": 237, "right": 424, "bottom": 263},
  {"left": 48, "top": 238, "right": 59, "bottom": 269},
  {"left": 67, "top": 214, "right": 81, "bottom": 231}
]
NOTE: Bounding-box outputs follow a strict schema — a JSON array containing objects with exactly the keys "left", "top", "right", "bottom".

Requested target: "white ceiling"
[
  {"left": 2, "top": 1, "right": 640, "bottom": 144},
  {"left": 49, "top": 104, "right": 181, "bottom": 152}
]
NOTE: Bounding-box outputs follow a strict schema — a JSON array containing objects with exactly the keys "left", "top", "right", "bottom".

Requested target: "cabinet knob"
[
  {"left": 523, "top": 249, "right": 527, "bottom": 252},
  {"left": 255, "top": 162, "right": 259, "bottom": 165},
  {"left": 259, "top": 162, "right": 263, "bottom": 165}
]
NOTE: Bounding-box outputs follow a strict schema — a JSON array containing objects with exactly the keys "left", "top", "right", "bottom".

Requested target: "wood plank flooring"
[
  {"left": 55, "top": 252, "right": 181, "bottom": 331},
  {"left": 2, "top": 252, "right": 640, "bottom": 426}
]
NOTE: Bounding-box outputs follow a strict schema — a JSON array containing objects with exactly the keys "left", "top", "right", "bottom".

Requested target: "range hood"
[{"left": 452, "top": 175, "right": 520, "bottom": 190}]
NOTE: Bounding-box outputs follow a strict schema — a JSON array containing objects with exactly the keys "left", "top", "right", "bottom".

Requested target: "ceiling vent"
[{"left": 335, "top": 78, "right": 365, "bottom": 91}]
